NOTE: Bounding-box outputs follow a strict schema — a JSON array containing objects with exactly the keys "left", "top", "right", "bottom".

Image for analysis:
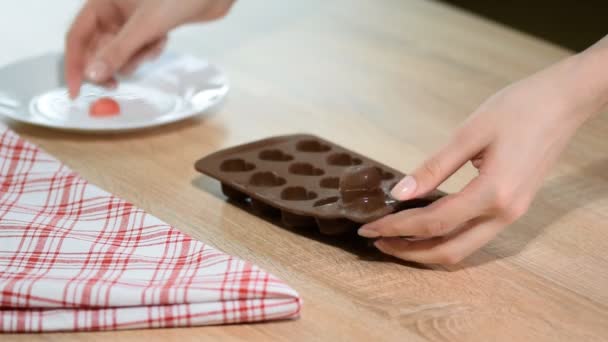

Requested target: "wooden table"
[{"left": 3, "top": 0, "right": 608, "bottom": 340}]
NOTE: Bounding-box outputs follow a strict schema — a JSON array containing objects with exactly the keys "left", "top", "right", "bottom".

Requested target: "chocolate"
[
  {"left": 339, "top": 165, "right": 383, "bottom": 203},
  {"left": 194, "top": 134, "right": 444, "bottom": 235}
]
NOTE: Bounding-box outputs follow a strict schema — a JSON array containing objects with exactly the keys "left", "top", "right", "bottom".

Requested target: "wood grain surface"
[{"left": 1, "top": 0, "right": 607, "bottom": 341}]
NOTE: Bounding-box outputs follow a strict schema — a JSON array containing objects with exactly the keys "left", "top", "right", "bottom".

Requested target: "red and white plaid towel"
[{"left": 0, "top": 123, "right": 301, "bottom": 332}]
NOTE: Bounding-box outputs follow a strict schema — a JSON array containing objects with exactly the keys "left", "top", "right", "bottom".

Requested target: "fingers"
[
  {"left": 374, "top": 217, "right": 503, "bottom": 265},
  {"left": 201, "top": 0, "right": 237, "bottom": 21},
  {"left": 100, "top": 78, "right": 118, "bottom": 90},
  {"left": 391, "top": 132, "right": 481, "bottom": 201},
  {"left": 369, "top": 172, "right": 530, "bottom": 264},
  {"left": 118, "top": 36, "right": 167, "bottom": 75},
  {"left": 359, "top": 178, "right": 488, "bottom": 238},
  {"left": 85, "top": 8, "right": 166, "bottom": 84},
  {"left": 86, "top": 33, "right": 118, "bottom": 89},
  {"left": 64, "top": 1, "right": 97, "bottom": 98},
  {"left": 73, "top": 0, "right": 236, "bottom": 87}
]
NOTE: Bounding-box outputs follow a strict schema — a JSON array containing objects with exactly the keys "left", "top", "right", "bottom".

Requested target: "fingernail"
[
  {"left": 390, "top": 175, "right": 417, "bottom": 200},
  {"left": 85, "top": 60, "right": 110, "bottom": 82},
  {"left": 358, "top": 226, "right": 380, "bottom": 238},
  {"left": 373, "top": 240, "right": 387, "bottom": 250}
]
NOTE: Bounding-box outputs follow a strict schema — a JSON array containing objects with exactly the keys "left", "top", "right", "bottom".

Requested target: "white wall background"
[
  {"left": 0, "top": 0, "right": 318, "bottom": 67},
  {"left": 0, "top": 1, "right": 82, "bottom": 66}
]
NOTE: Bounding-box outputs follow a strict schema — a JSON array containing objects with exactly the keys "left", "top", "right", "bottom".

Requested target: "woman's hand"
[
  {"left": 358, "top": 45, "right": 608, "bottom": 265},
  {"left": 65, "top": 0, "right": 235, "bottom": 98}
]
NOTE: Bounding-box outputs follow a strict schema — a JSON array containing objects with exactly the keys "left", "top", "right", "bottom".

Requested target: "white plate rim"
[{"left": 0, "top": 52, "right": 230, "bottom": 133}]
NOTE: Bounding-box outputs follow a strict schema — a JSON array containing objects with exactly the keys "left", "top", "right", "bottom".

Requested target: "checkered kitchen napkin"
[{"left": 0, "top": 123, "right": 301, "bottom": 332}]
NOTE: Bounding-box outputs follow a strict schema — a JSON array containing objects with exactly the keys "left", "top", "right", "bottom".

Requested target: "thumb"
[
  {"left": 391, "top": 134, "right": 479, "bottom": 201},
  {"left": 84, "top": 12, "right": 166, "bottom": 83}
]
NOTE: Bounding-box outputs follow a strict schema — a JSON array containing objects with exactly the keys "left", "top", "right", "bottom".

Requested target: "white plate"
[{"left": 0, "top": 52, "right": 229, "bottom": 132}]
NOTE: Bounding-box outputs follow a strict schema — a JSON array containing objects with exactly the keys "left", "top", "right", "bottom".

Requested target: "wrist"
[{"left": 566, "top": 40, "right": 608, "bottom": 120}]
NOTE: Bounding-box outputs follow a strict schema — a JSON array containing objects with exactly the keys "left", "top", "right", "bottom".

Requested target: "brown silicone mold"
[{"left": 195, "top": 134, "right": 444, "bottom": 235}]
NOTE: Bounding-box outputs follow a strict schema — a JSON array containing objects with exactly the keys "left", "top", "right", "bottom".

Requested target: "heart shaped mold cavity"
[
  {"left": 296, "top": 139, "right": 331, "bottom": 152},
  {"left": 281, "top": 186, "right": 318, "bottom": 201},
  {"left": 220, "top": 158, "right": 255, "bottom": 172},
  {"left": 258, "top": 149, "right": 293, "bottom": 161},
  {"left": 374, "top": 166, "right": 395, "bottom": 180},
  {"left": 288, "top": 162, "right": 325, "bottom": 176},
  {"left": 313, "top": 196, "right": 339, "bottom": 207},
  {"left": 319, "top": 177, "right": 340, "bottom": 189},
  {"left": 326, "top": 153, "right": 362, "bottom": 166},
  {"left": 249, "top": 171, "right": 287, "bottom": 187}
]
